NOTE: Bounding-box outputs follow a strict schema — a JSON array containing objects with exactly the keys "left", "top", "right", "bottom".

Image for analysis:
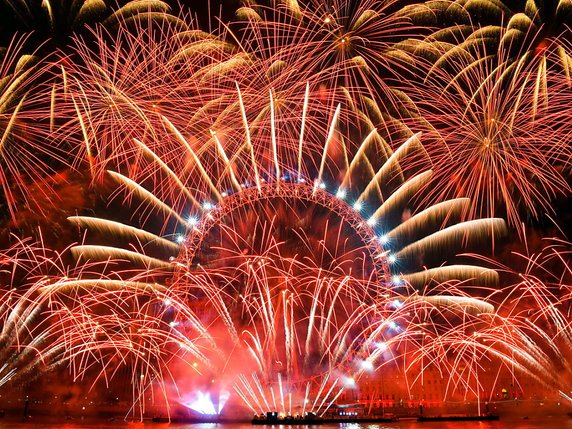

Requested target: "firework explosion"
[
  {"left": 397, "top": 39, "right": 571, "bottom": 229},
  {"left": 66, "top": 81, "right": 508, "bottom": 415},
  {"left": 0, "top": 0, "right": 569, "bottom": 422}
]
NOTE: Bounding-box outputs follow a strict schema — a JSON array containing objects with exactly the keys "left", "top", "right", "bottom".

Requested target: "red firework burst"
[{"left": 398, "top": 40, "right": 571, "bottom": 230}]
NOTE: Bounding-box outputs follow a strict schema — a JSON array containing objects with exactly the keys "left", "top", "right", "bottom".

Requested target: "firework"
[
  {"left": 395, "top": 39, "right": 571, "bottom": 229},
  {"left": 59, "top": 10, "right": 358, "bottom": 183},
  {"left": 0, "top": 0, "right": 176, "bottom": 50},
  {"left": 397, "top": 0, "right": 572, "bottom": 74},
  {"left": 230, "top": 0, "right": 422, "bottom": 116},
  {"left": 388, "top": 289, "right": 553, "bottom": 408},
  {"left": 0, "top": 0, "right": 189, "bottom": 225},
  {"left": 0, "top": 236, "right": 219, "bottom": 418},
  {"left": 56, "top": 13, "right": 198, "bottom": 176},
  {"left": 0, "top": 240, "right": 65, "bottom": 389},
  {"left": 65, "top": 85, "right": 508, "bottom": 414},
  {"left": 0, "top": 36, "right": 68, "bottom": 223},
  {"left": 0, "top": 0, "right": 568, "bottom": 420},
  {"left": 469, "top": 236, "right": 572, "bottom": 394}
]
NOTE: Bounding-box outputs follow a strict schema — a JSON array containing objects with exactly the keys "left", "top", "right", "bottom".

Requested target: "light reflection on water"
[{"left": 0, "top": 417, "right": 571, "bottom": 429}]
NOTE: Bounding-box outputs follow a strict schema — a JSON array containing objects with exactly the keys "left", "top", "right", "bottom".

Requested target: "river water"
[{"left": 0, "top": 417, "right": 570, "bottom": 429}]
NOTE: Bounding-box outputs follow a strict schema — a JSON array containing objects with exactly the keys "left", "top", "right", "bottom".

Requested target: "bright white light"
[
  {"left": 221, "top": 191, "right": 227, "bottom": 197},
  {"left": 218, "top": 389, "right": 230, "bottom": 414},
  {"left": 188, "top": 216, "right": 198, "bottom": 226},
  {"left": 360, "top": 360, "right": 374, "bottom": 371},
  {"left": 319, "top": 182, "right": 326, "bottom": 189},
  {"left": 169, "top": 321, "right": 178, "bottom": 328},
  {"left": 344, "top": 377, "right": 356, "bottom": 387},
  {"left": 367, "top": 217, "right": 376, "bottom": 226},
  {"left": 392, "top": 299, "right": 402, "bottom": 308},
  {"left": 375, "top": 342, "right": 388, "bottom": 352},
  {"left": 391, "top": 275, "right": 401, "bottom": 285},
  {"left": 353, "top": 201, "right": 362, "bottom": 211},
  {"left": 379, "top": 235, "right": 388, "bottom": 244},
  {"left": 176, "top": 235, "right": 184, "bottom": 244},
  {"left": 388, "top": 254, "right": 397, "bottom": 263},
  {"left": 336, "top": 189, "right": 346, "bottom": 199},
  {"left": 183, "top": 391, "right": 217, "bottom": 415},
  {"left": 203, "top": 201, "right": 214, "bottom": 210},
  {"left": 389, "top": 321, "right": 400, "bottom": 331},
  {"left": 163, "top": 299, "right": 172, "bottom": 306}
]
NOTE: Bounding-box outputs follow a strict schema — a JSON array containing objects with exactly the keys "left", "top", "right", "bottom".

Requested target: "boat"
[
  {"left": 322, "top": 415, "right": 399, "bottom": 423},
  {"left": 418, "top": 414, "right": 500, "bottom": 422},
  {"left": 252, "top": 411, "right": 399, "bottom": 425},
  {"left": 252, "top": 414, "right": 320, "bottom": 425}
]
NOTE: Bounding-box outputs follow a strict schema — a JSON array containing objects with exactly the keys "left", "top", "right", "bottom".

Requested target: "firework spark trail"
[
  {"left": 397, "top": 0, "right": 572, "bottom": 87},
  {"left": 0, "top": 35, "right": 72, "bottom": 222},
  {"left": 358, "top": 286, "right": 541, "bottom": 402},
  {"left": 57, "top": 13, "right": 236, "bottom": 178},
  {"left": 462, "top": 237, "right": 572, "bottom": 392},
  {"left": 0, "top": 238, "right": 222, "bottom": 418},
  {"left": 58, "top": 79, "right": 518, "bottom": 412},
  {"left": 395, "top": 38, "right": 571, "bottom": 229},
  {"left": 3, "top": 0, "right": 569, "bottom": 416},
  {"left": 0, "top": 1, "right": 190, "bottom": 224},
  {"left": 1, "top": 0, "right": 177, "bottom": 44},
  {"left": 234, "top": 0, "right": 420, "bottom": 113}
]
